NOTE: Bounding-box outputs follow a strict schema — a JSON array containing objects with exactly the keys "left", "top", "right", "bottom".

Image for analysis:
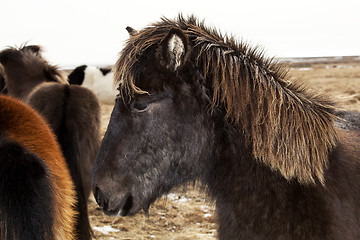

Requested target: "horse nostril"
[
  {"left": 94, "top": 186, "right": 109, "bottom": 210},
  {"left": 93, "top": 186, "right": 101, "bottom": 203}
]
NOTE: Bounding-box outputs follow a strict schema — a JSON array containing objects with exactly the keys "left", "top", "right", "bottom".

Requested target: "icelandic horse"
[
  {"left": 92, "top": 16, "right": 360, "bottom": 240},
  {"left": 0, "top": 95, "right": 76, "bottom": 240}
]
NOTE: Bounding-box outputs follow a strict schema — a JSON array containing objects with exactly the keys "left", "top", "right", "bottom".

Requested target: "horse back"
[
  {"left": 27, "top": 82, "right": 100, "bottom": 239},
  {"left": 0, "top": 135, "right": 54, "bottom": 240},
  {"left": 0, "top": 95, "right": 76, "bottom": 240},
  {"left": 27, "top": 82, "right": 101, "bottom": 199}
]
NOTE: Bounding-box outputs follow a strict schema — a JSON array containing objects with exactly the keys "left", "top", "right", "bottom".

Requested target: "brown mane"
[
  {"left": 0, "top": 45, "right": 67, "bottom": 100},
  {"left": 114, "top": 15, "right": 337, "bottom": 184},
  {"left": 1, "top": 45, "right": 64, "bottom": 81}
]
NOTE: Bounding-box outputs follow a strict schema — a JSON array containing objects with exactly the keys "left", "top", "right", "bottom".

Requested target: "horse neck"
[
  {"left": 6, "top": 73, "right": 44, "bottom": 100},
  {"left": 204, "top": 120, "right": 288, "bottom": 201}
]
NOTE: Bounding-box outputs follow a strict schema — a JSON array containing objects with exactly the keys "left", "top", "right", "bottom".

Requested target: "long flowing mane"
[{"left": 115, "top": 15, "right": 337, "bottom": 184}]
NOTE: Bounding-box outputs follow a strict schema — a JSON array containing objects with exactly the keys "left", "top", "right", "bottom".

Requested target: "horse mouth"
[
  {"left": 94, "top": 185, "right": 135, "bottom": 217},
  {"left": 118, "top": 193, "right": 133, "bottom": 216},
  {"left": 101, "top": 192, "right": 133, "bottom": 217}
]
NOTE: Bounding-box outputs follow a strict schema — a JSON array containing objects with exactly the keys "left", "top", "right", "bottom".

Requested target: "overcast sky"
[{"left": 1, "top": 0, "right": 359, "bottom": 68}]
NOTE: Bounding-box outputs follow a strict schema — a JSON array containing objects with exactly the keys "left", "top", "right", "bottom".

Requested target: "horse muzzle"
[{"left": 93, "top": 185, "right": 134, "bottom": 216}]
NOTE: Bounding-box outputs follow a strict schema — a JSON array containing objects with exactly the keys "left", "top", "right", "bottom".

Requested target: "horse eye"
[{"left": 132, "top": 101, "right": 149, "bottom": 112}]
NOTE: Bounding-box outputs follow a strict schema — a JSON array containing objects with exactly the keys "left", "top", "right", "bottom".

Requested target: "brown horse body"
[
  {"left": 0, "top": 95, "right": 76, "bottom": 240},
  {"left": 92, "top": 16, "right": 360, "bottom": 240},
  {"left": 0, "top": 45, "right": 100, "bottom": 239}
]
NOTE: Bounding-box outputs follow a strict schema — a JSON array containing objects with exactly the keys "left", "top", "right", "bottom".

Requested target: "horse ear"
[
  {"left": 126, "top": 27, "right": 137, "bottom": 36},
  {"left": 24, "top": 45, "right": 42, "bottom": 57},
  {"left": 25, "top": 45, "right": 41, "bottom": 54},
  {"left": 159, "top": 28, "right": 190, "bottom": 71}
]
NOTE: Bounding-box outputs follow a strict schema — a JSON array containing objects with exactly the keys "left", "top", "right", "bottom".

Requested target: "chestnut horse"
[
  {"left": 92, "top": 16, "right": 360, "bottom": 240},
  {"left": 0, "top": 95, "right": 76, "bottom": 240},
  {"left": 0, "top": 45, "right": 100, "bottom": 239}
]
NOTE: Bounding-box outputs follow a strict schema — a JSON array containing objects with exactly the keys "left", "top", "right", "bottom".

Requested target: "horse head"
[
  {"left": 0, "top": 45, "right": 65, "bottom": 100},
  {"left": 92, "top": 26, "right": 214, "bottom": 216}
]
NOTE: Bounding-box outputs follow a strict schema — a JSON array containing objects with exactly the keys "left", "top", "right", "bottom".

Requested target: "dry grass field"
[{"left": 88, "top": 57, "right": 360, "bottom": 239}]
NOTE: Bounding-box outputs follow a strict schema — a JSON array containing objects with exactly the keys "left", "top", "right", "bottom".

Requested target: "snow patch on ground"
[{"left": 93, "top": 225, "right": 120, "bottom": 234}]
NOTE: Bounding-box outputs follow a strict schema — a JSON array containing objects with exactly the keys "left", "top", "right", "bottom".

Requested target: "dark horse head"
[
  {"left": 0, "top": 45, "right": 65, "bottom": 100},
  {"left": 91, "top": 15, "right": 339, "bottom": 222}
]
